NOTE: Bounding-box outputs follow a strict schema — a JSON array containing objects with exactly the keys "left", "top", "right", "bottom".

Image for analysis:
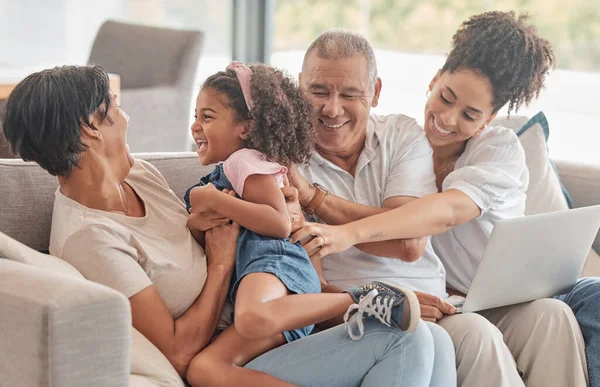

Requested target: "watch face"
[{"left": 313, "top": 182, "right": 330, "bottom": 195}]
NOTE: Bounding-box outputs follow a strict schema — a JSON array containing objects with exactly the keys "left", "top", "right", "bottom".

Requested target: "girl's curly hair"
[
  {"left": 442, "top": 11, "right": 555, "bottom": 114},
  {"left": 202, "top": 64, "right": 314, "bottom": 166}
]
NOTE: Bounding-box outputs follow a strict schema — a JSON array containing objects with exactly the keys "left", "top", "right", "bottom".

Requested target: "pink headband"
[{"left": 226, "top": 61, "right": 254, "bottom": 116}]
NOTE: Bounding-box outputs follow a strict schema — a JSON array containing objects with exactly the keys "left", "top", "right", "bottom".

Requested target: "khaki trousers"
[{"left": 438, "top": 298, "right": 588, "bottom": 387}]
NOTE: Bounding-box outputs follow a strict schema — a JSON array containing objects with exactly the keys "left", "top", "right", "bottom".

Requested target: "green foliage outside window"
[{"left": 274, "top": 0, "right": 600, "bottom": 71}]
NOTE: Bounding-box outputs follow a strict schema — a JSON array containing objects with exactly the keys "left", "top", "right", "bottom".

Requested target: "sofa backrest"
[{"left": 0, "top": 152, "right": 210, "bottom": 251}]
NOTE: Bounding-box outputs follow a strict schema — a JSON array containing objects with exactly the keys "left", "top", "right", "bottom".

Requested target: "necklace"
[
  {"left": 435, "top": 157, "right": 458, "bottom": 191},
  {"left": 115, "top": 183, "right": 130, "bottom": 214},
  {"left": 440, "top": 158, "right": 458, "bottom": 175},
  {"left": 436, "top": 157, "right": 458, "bottom": 176}
]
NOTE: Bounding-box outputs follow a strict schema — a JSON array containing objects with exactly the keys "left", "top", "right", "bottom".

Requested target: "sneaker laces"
[{"left": 343, "top": 289, "right": 396, "bottom": 340}]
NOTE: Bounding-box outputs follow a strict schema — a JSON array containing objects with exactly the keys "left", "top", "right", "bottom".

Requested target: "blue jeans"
[
  {"left": 555, "top": 277, "right": 600, "bottom": 387},
  {"left": 245, "top": 320, "right": 456, "bottom": 387}
]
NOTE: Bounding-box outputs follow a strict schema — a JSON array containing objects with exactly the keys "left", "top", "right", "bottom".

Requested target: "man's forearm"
[
  {"left": 312, "top": 194, "right": 425, "bottom": 260},
  {"left": 313, "top": 193, "right": 388, "bottom": 225}
]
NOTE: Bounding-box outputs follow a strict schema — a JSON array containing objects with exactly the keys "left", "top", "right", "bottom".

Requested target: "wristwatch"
[{"left": 304, "top": 183, "right": 330, "bottom": 216}]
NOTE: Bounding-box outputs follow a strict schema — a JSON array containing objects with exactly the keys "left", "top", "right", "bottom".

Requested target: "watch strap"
[{"left": 304, "top": 184, "right": 328, "bottom": 215}]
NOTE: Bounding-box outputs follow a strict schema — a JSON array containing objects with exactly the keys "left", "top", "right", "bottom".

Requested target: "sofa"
[
  {"left": 2, "top": 118, "right": 600, "bottom": 386},
  {"left": 0, "top": 153, "right": 207, "bottom": 387}
]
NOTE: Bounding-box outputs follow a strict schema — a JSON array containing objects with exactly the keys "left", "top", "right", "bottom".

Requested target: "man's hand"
[
  {"left": 189, "top": 183, "right": 219, "bottom": 214},
  {"left": 414, "top": 291, "right": 456, "bottom": 323},
  {"left": 286, "top": 163, "right": 315, "bottom": 207}
]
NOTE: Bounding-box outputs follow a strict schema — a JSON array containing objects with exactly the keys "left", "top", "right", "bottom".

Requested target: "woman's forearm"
[
  {"left": 305, "top": 190, "right": 428, "bottom": 260},
  {"left": 172, "top": 264, "right": 233, "bottom": 374},
  {"left": 349, "top": 190, "right": 480, "bottom": 245}
]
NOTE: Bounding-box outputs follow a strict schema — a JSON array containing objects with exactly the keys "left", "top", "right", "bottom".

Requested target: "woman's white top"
[{"left": 431, "top": 126, "right": 529, "bottom": 294}]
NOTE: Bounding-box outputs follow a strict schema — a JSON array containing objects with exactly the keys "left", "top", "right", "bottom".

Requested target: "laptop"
[{"left": 446, "top": 205, "right": 600, "bottom": 313}]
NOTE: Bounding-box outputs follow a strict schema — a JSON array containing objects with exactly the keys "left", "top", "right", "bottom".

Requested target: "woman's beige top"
[{"left": 49, "top": 159, "right": 207, "bottom": 319}]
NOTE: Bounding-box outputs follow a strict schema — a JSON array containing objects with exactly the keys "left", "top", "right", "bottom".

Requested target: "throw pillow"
[
  {"left": 491, "top": 112, "right": 600, "bottom": 277},
  {"left": 492, "top": 112, "right": 571, "bottom": 215},
  {"left": 0, "top": 231, "right": 82, "bottom": 278}
]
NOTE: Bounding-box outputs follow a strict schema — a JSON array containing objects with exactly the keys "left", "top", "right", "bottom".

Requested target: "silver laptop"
[{"left": 448, "top": 205, "right": 600, "bottom": 313}]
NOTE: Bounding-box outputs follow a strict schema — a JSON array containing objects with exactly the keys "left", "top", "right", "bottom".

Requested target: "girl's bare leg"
[
  {"left": 186, "top": 325, "right": 294, "bottom": 387},
  {"left": 234, "top": 272, "right": 354, "bottom": 339}
]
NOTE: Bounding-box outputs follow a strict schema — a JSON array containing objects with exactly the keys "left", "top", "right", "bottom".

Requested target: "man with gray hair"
[
  {"left": 287, "top": 29, "right": 558, "bottom": 386},
  {"left": 288, "top": 29, "right": 455, "bottom": 384}
]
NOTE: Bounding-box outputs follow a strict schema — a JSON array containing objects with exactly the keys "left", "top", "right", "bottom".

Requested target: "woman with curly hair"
[
  {"left": 292, "top": 11, "right": 595, "bottom": 387},
  {"left": 182, "top": 62, "right": 442, "bottom": 386}
]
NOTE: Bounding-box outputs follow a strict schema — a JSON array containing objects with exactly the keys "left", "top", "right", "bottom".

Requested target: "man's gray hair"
[{"left": 302, "top": 29, "right": 379, "bottom": 87}]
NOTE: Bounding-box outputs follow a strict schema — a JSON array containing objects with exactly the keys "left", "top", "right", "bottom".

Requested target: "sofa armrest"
[
  {"left": 0, "top": 259, "right": 131, "bottom": 387},
  {"left": 554, "top": 159, "right": 600, "bottom": 252}
]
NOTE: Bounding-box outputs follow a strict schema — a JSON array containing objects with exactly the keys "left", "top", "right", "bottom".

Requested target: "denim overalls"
[{"left": 185, "top": 164, "right": 321, "bottom": 342}]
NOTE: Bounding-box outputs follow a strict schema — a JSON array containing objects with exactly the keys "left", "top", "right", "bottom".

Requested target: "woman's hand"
[
  {"left": 286, "top": 163, "right": 314, "bottom": 207},
  {"left": 204, "top": 220, "right": 240, "bottom": 272},
  {"left": 189, "top": 183, "right": 219, "bottom": 214},
  {"left": 204, "top": 189, "right": 239, "bottom": 271},
  {"left": 290, "top": 222, "right": 355, "bottom": 261}
]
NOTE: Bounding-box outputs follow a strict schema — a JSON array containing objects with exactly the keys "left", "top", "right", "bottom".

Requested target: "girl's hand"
[
  {"left": 290, "top": 222, "right": 355, "bottom": 261},
  {"left": 188, "top": 189, "right": 235, "bottom": 232},
  {"left": 188, "top": 212, "right": 230, "bottom": 232},
  {"left": 189, "top": 183, "right": 219, "bottom": 214},
  {"left": 286, "top": 164, "right": 314, "bottom": 207},
  {"left": 281, "top": 175, "right": 306, "bottom": 233}
]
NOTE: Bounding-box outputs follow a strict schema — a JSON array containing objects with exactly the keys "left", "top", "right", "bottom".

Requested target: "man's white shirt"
[{"left": 299, "top": 114, "right": 447, "bottom": 297}]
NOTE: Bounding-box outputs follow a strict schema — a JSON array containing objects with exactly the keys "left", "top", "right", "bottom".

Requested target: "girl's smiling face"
[{"left": 191, "top": 88, "right": 248, "bottom": 165}]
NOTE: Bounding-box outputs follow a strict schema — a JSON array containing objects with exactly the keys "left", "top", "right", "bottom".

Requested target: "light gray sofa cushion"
[
  {"left": 0, "top": 259, "right": 131, "bottom": 387},
  {"left": 0, "top": 230, "right": 82, "bottom": 278},
  {"left": 0, "top": 231, "right": 185, "bottom": 387},
  {"left": 0, "top": 158, "right": 60, "bottom": 251}
]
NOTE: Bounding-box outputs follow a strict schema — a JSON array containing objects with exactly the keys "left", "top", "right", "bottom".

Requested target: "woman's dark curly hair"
[
  {"left": 202, "top": 63, "right": 314, "bottom": 166},
  {"left": 442, "top": 11, "right": 555, "bottom": 114}
]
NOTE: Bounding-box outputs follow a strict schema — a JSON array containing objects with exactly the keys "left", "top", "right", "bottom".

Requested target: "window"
[
  {"left": 0, "top": 0, "right": 232, "bottom": 149},
  {"left": 270, "top": 0, "right": 600, "bottom": 163},
  {"left": 0, "top": 0, "right": 232, "bottom": 95}
]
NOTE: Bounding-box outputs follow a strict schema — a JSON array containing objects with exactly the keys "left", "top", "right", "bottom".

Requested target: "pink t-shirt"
[{"left": 223, "top": 148, "right": 287, "bottom": 197}]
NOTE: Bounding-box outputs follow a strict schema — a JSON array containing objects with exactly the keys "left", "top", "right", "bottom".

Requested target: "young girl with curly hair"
[{"left": 182, "top": 62, "right": 421, "bottom": 387}]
